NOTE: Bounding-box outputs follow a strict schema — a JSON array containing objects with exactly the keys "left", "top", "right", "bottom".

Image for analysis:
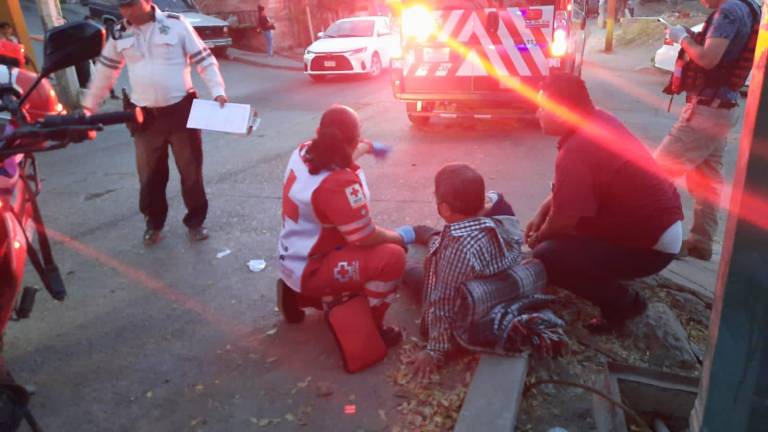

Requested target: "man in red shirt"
[{"left": 526, "top": 75, "right": 684, "bottom": 332}]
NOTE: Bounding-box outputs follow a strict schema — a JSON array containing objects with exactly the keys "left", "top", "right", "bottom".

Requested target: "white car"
[
  {"left": 653, "top": 23, "right": 751, "bottom": 87},
  {"left": 304, "top": 16, "right": 398, "bottom": 81}
]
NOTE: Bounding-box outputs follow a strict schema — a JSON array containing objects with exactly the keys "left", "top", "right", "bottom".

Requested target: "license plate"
[
  {"left": 324, "top": 60, "right": 336, "bottom": 67},
  {"left": 423, "top": 47, "right": 449, "bottom": 62}
]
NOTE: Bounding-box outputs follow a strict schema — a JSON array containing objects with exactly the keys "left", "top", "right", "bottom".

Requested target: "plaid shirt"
[{"left": 422, "top": 217, "right": 522, "bottom": 360}]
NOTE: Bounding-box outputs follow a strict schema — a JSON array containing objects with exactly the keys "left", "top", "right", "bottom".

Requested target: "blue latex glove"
[
  {"left": 370, "top": 141, "right": 392, "bottom": 160},
  {"left": 396, "top": 225, "right": 416, "bottom": 245},
  {"left": 666, "top": 25, "right": 689, "bottom": 44}
]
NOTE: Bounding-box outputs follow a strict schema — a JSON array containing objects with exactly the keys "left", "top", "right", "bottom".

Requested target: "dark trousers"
[
  {"left": 533, "top": 235, "right": 675, "bottom": 318},
  {"left": 132, "top": 96, "right": 207, "bottom": 230}
]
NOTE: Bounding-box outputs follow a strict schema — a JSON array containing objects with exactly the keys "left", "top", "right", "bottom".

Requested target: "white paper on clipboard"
[{"left": 186, "top": 99, "right": 255, "bottom": 134}]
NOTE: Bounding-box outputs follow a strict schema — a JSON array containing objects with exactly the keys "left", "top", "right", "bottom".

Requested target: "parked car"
[
  {"left": 83, "top": 0, "right": 232, "bottom": 57},
  {"left": 304, "top": 16, "right": 399, "bottom": 82},
  {"left": 652, "top": 22, "right": 751, "bottom": 88}
]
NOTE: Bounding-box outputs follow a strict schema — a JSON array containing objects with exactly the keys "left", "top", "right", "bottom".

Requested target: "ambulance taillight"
[
  {"left": 402, "top": 5, "right": 437, "bottom": 43},
  {"left": 550, "top": 11, "right": 569, "bottom": 57}
]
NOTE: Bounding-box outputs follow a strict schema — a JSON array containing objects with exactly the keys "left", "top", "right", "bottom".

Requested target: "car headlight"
[{"left": 347, "top": 47, "right": 367, "bottom": 55}]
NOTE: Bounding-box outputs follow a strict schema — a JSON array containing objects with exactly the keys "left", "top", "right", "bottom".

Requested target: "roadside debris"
[{"left": 247, "top": 259, "right": 267, "bottom": 272}]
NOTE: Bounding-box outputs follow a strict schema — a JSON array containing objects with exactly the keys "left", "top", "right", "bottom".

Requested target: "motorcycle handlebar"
[
  {"left": 0, "top": 108, "right": 143, "bottom": 154},
  {"left": 37, "top": 107, "right": 143, "bottom": 129}
]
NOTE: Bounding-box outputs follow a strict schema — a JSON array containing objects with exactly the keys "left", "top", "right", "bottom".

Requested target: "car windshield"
[
  {"left": 324, "top": 20, "right": 375, "bottom": 38},
  {"left": 153, "top": 0, "right": 198, "bottom": 12}
]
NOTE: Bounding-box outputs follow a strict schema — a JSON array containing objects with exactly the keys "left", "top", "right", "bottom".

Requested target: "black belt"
[
  {"left": 685, "top": 96, "right": 737, "bottom": 109},
  {"left": 141, "top": 91, "right": 196, "bottom": 114}
]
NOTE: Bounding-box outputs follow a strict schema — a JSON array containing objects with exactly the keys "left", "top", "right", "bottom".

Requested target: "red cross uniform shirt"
[{"left": 278, "top": 142, "right": 373, "bottom": 292}]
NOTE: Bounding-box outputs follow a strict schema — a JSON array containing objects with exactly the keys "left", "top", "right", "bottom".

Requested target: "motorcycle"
[{"left": 0, "top": 21, "right": 142, "bottom": 431}]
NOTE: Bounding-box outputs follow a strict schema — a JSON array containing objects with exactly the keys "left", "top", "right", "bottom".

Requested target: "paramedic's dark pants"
[
  {"left": 133, "top": 96, "right": 207, "bottom": 231},
  {"left": 532, "top": 236, "right": 674, "bottom": 319}
]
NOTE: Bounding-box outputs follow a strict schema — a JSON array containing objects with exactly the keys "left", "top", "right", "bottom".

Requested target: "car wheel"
[
  {"left": 368, "top": 53, "right": 382, "bottom": 78},
  {"left": 309, "top": 74, "right": 326, "bottom": 82}
]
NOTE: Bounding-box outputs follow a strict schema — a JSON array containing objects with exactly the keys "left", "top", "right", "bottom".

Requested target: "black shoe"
[
  {"left": 586, "top": 291, "right": 647, "bottom": 334},
  {"left": 188, "top": 226, "right": 209, "bottom": 242},
  {"left": 277, "top": 279, "right": 305, "bottom": 324},
  {"left": 143, "top": 228, "right": 162, "bottom": 247},
  {"left": 379, "top": 326, "right": 403, "bottom": 348}
]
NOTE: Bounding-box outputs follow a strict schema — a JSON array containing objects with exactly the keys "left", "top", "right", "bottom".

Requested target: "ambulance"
[{"left": 390, "top": 0, "right": 588, "bottom": 126}]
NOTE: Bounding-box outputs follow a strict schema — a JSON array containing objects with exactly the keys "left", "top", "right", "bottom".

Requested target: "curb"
[{"left": 229, "top": 55, "right": 304, "bottom": 72}]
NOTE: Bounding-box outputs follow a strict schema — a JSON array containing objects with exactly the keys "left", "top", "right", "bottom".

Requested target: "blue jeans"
[
  {"left": 263, "top": 30, "right": 273, "bottom": 56},
  {"left": 533, "top": 235, "right": 675, "bottom": 319}
]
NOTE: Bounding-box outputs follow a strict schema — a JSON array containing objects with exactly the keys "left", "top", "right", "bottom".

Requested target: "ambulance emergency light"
[{"left": 401, "top": 5, "right": 437, "bottom": 42}]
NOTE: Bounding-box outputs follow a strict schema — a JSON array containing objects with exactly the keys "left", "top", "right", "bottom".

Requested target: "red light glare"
[{"left": 344, "top": 404, "right": 357, "bottom": 415}]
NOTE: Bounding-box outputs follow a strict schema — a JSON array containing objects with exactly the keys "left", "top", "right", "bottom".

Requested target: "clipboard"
[{"left": 186, "top": 99, "right": 260, "bottom": 136}]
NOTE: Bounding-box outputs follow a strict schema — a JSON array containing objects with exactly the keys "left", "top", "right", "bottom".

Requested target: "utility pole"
[
  {"left": 0, "top": 0, "right": 39, "bottom": 72},
  {"left": 35, "top": 0, "right": 82, "bottom": 109},
  {"left": 604, "top": 0, "right": 616, "bottom": 52},
  {"left": 689, "top": 2, "right": 768, "bottom": 430}
]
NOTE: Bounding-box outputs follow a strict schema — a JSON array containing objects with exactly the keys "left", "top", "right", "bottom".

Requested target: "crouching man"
[{"left": 527, "top": 74, "right": 684, "bottom": 333}]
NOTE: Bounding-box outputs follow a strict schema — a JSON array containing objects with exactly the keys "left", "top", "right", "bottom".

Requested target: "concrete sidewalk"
[{"left": 228, "top": 48, "right": 304, "bottom": 72}]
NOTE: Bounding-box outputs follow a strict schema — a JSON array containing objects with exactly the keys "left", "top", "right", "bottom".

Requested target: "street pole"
[
  {"left": 0, "top": 0, "right": 40, "bottom": 72},
  {"left": 605, "top": 0, "right": 616, "bottom": 52},
  {"left": 689, "top": 1, "right": 768, "bottom": 430},
  {"left": 306, "top": 4, "right": 315, "bottom": 42},
  {"left": 35, "top": 0, "right": 82, "bottom": 109}
]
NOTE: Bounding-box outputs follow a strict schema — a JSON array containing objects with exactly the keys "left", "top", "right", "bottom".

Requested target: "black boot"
[
  {"left": 585, "top": 290, "right": 647, "bottom": 334},
  {"left": 276, "top": 279, "right": 306, "bottom": 324}
]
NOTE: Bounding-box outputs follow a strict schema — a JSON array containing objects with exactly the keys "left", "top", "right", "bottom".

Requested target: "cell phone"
[{"left": 657, "top": 17, "right": 672, "bottom": 27}]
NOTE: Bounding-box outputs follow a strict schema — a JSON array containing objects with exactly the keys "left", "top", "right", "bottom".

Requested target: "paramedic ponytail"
[{"left": 306, "top": 105, "right": 360, "bottom": 175}]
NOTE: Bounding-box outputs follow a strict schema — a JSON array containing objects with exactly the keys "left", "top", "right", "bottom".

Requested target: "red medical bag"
[{"left": 326, "top": 296, "right": 387, "bottom": 373}]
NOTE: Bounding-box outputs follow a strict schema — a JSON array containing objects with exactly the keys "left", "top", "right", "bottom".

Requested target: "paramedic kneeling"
[{"left": 276, "top": 105, "right": 406, "bottom": 346}]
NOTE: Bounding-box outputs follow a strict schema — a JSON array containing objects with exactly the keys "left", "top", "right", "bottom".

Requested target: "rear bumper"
[{"left": 204, "top": 38, "right": 232, "bottom": 48}]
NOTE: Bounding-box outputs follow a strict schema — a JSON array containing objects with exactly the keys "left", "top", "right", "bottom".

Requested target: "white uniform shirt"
[{"left": 83, "top": 6, "right": 225, "bottom": 110}]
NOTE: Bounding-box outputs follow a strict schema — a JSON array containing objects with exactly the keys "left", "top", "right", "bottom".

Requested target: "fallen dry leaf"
[
  {"left": 145, "top": 391, "right": 153, "bottom": 398},
  {"left": 265, "top": 328, "right": 278, "bottom": 336},
  {"left": 195, "top": 384, "right": 204, "bottom": 392},
  {"left": 266, "top": 357, "right": 278, "bottom": 363},
  {"left": 190, "top": 417, "right": 205, "bottom": 427},
  {"left": 285, "top": 413, "right": 296, "bottom": 422},
  {"left": 297, "top": 376, "right": 312, "bottom": 388},
  {"left": 378, "top": 408, "right": 387, "bottom": 422}
]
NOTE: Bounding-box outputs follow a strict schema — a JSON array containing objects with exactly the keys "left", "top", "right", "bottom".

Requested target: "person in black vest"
[
  {"left": 527, "top": 74, "right": 684, "bottom": 333},
  {"left": 656, "top": 0, "right": 761, "bottom": 261}
]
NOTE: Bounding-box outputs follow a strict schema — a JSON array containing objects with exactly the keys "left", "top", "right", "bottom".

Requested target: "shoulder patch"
[
  {"left": 166, "top": 12, "right": 181, "bottom": 20},
  {"left": 344, "top": 184, "right": 366, "bottom": 208}
]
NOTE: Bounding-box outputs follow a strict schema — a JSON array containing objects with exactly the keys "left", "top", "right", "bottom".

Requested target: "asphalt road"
[{"left": 5, "top": 7, "right": 745, "bottom": 431}]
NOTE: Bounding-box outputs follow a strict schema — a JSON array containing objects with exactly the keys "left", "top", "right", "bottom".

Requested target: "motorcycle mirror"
[{"left": 42, "top": 20, "right": 105, "bottom": 77}]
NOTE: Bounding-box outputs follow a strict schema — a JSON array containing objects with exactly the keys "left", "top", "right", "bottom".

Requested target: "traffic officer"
[
  {"left": 657, "top": 0, "right": 760, "bottom": 260},
  {"left": 83, "top": 0, "right": 228, "bottom": 246}
]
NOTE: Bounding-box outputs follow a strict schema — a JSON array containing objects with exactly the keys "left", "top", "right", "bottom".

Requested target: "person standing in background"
[{"left": 258, "top": 5, "right": 275, "bottom": 57}]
